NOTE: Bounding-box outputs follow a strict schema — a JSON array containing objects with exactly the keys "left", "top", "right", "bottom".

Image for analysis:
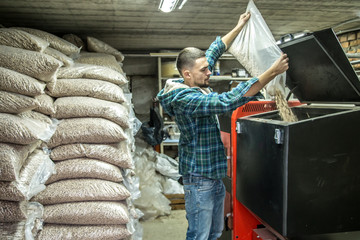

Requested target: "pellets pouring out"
[{"left": 274, "top": 89, "right": 298, "bottom": 122}]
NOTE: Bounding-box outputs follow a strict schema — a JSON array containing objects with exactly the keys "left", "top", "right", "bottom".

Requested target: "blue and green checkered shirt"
[{"left": 157, "top": 36, "right": 261, "bottom": 179}]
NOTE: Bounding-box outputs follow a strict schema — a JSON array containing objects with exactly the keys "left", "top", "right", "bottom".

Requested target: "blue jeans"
[{"left": 182, "top": 175, "right": 226, "bottom": 240}]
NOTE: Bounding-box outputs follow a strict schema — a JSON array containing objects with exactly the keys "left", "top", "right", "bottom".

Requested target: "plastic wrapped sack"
[
  {"left": 33, "top": 179, "right": 130, "bottom": 204},
  {"left": 50, "top": 142, "right": 133, "bottom": 169},
  {"left": 0, "top": 202, "right": 43, "bottom": 240},
  {"left": 228, "top": 0, "right": 286, "bottom": 96},
  {"left": 0, "top": 141, "right": 40, "bottom": 182},
  {"left": 46, "top": 158, "right": 123, "bottom": 184},
  {"left": 43, "top": 201, "right": 129, "bottom": 225},
  {"left": 0, "top": 45, "right": 62, "bottom": 83},
  {"left": 87, "top": 36, "right": 125, "bottom": 62},
  {"left": 46, "top": 78, "right": 126, "bottom": 103},
  {"left": 57, "top": 63, "right": 127, "bottom": 86},
  {"left": 44, "top": 47, "right": 74, "bottom": 67},
  {"left": 38, "top": 224, "right": 130, "bottom": 240},
  {"left": 52, "top": 96, "right": 130, "bottom": 128},
  {"left": 0, "top": 91, "right": 39, "bottom": 114},
  {"left": 47, "top": 118, "right": 127, "bottom": 148},
  {"left": 0, "top": 67, "right": 46, "bottom": 97},
  {"left": 0, "top": 149, "right": 55, "bottom": 201},
  {"left": 14, "top": 27, "right": 80, "bottom": 57},
  {"left": 0, "top": 28, "right": 49, "bottom": 52},
  {"left": 0, "top": 113, "right": 57, "bottom": 145},
  {"left": 75, "top": 52, "right": 123, "bottom": 73}
]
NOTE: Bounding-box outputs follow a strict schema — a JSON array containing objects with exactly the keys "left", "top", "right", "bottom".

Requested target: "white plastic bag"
[{"left": 229, "top": 0, "right": 286, "bottom": 96}]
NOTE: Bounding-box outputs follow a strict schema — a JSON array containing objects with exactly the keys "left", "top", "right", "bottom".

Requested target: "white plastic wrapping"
[
  {"left": 49, "top": 142, "right": 133, "bottom": 169},
  {"left": 46, "top": 78, "right": 126, "bottom": 103},
  {"left": 33, "top": 179, "right": 130, "bottom": 204},
  {"left": 0, "top": 45, "right": 63, "bottom": 83},
  {"left": 52, "top": 96, "right": 130, "bottom": 128},
  {"left": 155, "top": 153, "right": 181, "bottom": 180},
  {"left": 43, "top": 201, "right": 130, "bottom": 225},
  {"left": 162, "top": 178, "right": 184, "bottom": 195},
  {"left": 133, "top": 145, "right": 171, "bottom": 220},
  {"left": 14, "top": 27, "right": 80, "bottom": 57},
  {"left": 0, "top": 91, "right": 39, "bottom": 114},
  {"left": 46, "top": 158, "right": 123, "bottom": 184},
  {"left": 0, "top": 28, "right": 49, "bottom": 52},
  {"left": 0, "top": 67, "right": 46, "bottom": 97},
  {"left": 57, "top": 63, "right": 127, "bottom": 86},
  {"left": 0, "top": 141, "right": 40, "bottom": 182},
  {"left": 0, "top": 202, "right": 43, "bottom": 240},
  {"left": 0, "top": 149, "right": 55, "bottom": 201},
  {"left": 0, "top": 113, "right": 57, "bottom": 145},
  {"left": 228, "top": 0, "right": 286, "bottom": 96},
  {"left": 47, "top": 117, "right": 127, "bottom": 148}
]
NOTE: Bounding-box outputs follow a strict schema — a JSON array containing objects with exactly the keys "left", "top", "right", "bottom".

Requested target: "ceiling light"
[
  {"left": 178, "top": 0, "right": 188, "bottom": 9},
  {"left": 159, "top": 0, "right": 180, "bottom": 13}
]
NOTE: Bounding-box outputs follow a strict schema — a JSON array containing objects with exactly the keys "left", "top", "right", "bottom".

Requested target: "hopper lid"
[{"left": 279, "top": 28, "right": 360, "bottom": 104}]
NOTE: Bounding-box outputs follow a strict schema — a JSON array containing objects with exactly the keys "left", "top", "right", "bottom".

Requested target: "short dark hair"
[{"left": 176, "top": 47, "right": 205, "bottom": 77}]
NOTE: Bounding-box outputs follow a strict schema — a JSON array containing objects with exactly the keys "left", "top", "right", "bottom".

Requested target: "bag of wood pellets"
[
  {"left": 0, "top": 91, "right": 39, "bottom": 114},
  {"left": 228, "top": 0, "right": 286, "bottom": 96},
  {"left": 53, "top": 96, "right": 130, "bottom": 128},
  {"left": 34, "top": 94, "right": 55, "bottom": 115},
  {"left": 44, "top": 47, "right": 74, "bottom": 67},
  {"left": 18, "top": 111, "right": 53, "bottom": 125},
  {"left": 47, "top": 118, "right": 127, "bottom": 148},
  {"left": 14, "top": 27, "right": 80, "bottom": 57},
  {"left": 0, "top": 141, "right": 40, "bottom": 182},
  {"left": 75, "top": 52, "right": 123, "bottom": 73},
  {"left": 62, "top": 33, "right": 85, "bottom": 49},
  {"left": 0, "top": 113, "right": 57, "bottom": 145},
  {"left": 43, "top": 201, "right": 129, "bottom": 225},
  {"left": 0, "top": 149, "right": 55, "bottom": 201},
  {"left": 37, "top": 224, "right": 130, "bottom": 240},
  {"left": 87, "top": 36, "right": 125, "bottom": 62},
  {"left": 46, "top": 158, "right": 123, "bottom": 184},
  {"left": 57, "top": 63, "right": 127, "bottom": 86},
  {"left": 0, "top": 45, "right": 63, "bottom": 83},
  {"left": 50, "top": 142, "right": 133, "bottom": 169},
  {"left": 0, "top": 67, "right": 46, "bottom": 97},
  {"left": 0, "top": 201, "right": 43, "bottom": 240},
  {"left": 0, "top": 28, "right": 49, "bottom": 52},
  {"left": 33, "top": 179, "right": 130, "bottom": 204},
  {"left": 46, "top": 78, "right": 126, "bottom": 103}
]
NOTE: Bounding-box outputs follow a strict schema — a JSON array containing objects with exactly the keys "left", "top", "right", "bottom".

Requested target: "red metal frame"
[{"left": 230, "top": 101, "right": 302, "bottom": 240}]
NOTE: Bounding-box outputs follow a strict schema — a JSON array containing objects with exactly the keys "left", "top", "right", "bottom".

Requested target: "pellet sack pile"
[{"left": 0, "top": 27, "right": 142, "bottom": 239}]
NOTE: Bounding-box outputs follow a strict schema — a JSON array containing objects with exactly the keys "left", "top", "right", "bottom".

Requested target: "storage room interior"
[{"left": 0, "top": 0, "right": 359, "bottom": 240}]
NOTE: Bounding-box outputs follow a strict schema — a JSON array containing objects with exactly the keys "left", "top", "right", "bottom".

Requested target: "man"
[{"left": 157, "top": 12, "right": 289, "bottom": 240}]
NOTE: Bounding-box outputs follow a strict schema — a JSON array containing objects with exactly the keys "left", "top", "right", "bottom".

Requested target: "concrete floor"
[{"left": 141, "top": 210, "right": 188, "bottom": 240}]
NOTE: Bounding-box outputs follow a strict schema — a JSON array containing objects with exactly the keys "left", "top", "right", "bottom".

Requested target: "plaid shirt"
[{"left": 157, "top": 36, "right": 261, "bottom": 179}]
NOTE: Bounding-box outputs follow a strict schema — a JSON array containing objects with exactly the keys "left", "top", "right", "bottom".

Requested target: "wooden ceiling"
[{"left": 0, "top": 0, "right": 359, "bottom": 52}]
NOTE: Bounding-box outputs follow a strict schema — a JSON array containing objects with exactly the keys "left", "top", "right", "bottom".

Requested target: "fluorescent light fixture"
[
  {"left": 178, "top": 0, "right": 188, "bottom": 9},
  {"left": 159, "top": 0, "right": 180, "bottom": 13}
]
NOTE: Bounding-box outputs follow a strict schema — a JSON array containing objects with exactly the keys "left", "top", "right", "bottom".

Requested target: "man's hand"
[
  {"left": 269, "top": 53, "right": 289, "bottom": 76},
  {"left": 222, "top": 12, "right": 251, "bottom": 49},
  {"left": 236, "top": 12, "right": 251, "bottom": 30},
  {"left": 244, "top": 53, "right": 289, "bottom": 97}
]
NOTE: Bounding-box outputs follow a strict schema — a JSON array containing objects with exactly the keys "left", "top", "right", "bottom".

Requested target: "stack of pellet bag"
[
  {"left": 31, "top": 35, "right": 139, "bottom": 240},
  {"left": 0, "top": 28, "right": 70, "bottom": 239}
]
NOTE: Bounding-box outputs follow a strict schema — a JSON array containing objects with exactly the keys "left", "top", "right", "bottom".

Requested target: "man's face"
[{"left": 184, "top": 57, "right": 212, "bottom": 88}]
